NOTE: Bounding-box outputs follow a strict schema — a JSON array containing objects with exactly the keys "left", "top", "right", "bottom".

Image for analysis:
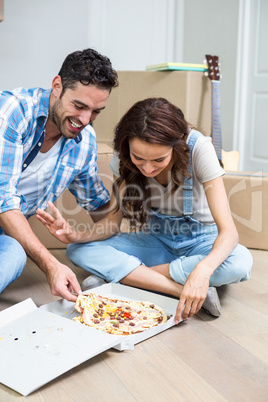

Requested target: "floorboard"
[{"left": 0, "top": 248, "right": 267, "bottom": 401}]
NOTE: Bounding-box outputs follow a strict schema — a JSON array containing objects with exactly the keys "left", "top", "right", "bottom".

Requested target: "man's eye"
[
  {"left": 93, "top": 110, "right": 101, "bottom": 115},
  {"left": 74, "top": 104, "right": 83, "bottom": 110}
]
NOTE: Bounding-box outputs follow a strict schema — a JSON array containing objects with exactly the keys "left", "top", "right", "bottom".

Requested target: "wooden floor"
[{"left": 0, "top": 248, "right": 268, "bottom": 401}]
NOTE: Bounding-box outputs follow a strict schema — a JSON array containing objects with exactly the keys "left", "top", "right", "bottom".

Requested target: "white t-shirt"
[
  {"left": 109, "top": 131, "right": 225, "bottom": 224},
  {"left": 18, "top": 138, "right": 63, "bottom": 214}
]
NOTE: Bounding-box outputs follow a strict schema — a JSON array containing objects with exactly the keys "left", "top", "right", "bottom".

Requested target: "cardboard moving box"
[
  {"left": 93, "top": 71, "right": 211, "bottom": 142},
  {"left": 29, "top": 144, "right": 268, "bottom": 251},
  {"left": 27, "top": 70, "right": 268, "bottom": 251}
]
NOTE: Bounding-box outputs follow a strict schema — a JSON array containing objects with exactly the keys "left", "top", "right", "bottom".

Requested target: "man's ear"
[{"left": 51, "top": 75, "right": 63, "bottom": 98}]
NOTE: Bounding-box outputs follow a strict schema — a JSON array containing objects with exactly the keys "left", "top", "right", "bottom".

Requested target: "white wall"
[
  {"left": 0, "top": 0, "right": 184, "bottom": 88},
  {"left": 0, "top": 0, "right": 239, "bottom": 153},
  {"left": 87, "top": 0, "right": 184, "bottom": 71},
  {"left": 183, "top": 0, "right": 240, "bottom": 151},
  {"left": 0, "top": 0, "right": 90, "bottom": 89},
  {"left": 86, "top": 0, "right": 239, "bottom": 151}
]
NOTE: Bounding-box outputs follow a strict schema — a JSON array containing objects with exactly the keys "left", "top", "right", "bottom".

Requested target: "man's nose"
[{"left": 79, "top": 111, "right": 92, "bottom": 126}]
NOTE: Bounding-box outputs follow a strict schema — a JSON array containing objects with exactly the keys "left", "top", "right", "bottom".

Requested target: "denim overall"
[
  {"left": 67, "top": 131, "right": 252, "bottom": 286},
  {"left": 148, "top": 131, "right": 218, "bottom": 247}
]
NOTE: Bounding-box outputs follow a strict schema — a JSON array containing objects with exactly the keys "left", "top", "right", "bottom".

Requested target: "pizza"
[{"left": 73, "top": 292, "right": 168, "bottom": 335}]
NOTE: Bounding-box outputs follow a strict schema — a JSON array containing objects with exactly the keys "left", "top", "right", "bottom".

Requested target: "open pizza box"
[{"left": 0, "top": 283, "right": 181, "bottom": 396}]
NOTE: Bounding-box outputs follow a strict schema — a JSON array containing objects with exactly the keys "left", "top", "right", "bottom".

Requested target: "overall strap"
[{"left": 183, "top": 130, "right": 201, "bottom": 216}]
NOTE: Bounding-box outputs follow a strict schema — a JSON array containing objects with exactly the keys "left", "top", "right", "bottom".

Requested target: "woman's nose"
[{"left": 142, "top": 162, "right": 154, "bottom": 173}]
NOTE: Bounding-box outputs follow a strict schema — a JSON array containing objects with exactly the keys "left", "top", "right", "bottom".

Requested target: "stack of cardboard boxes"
[{"left": 29, "top": 71, "right": 268, "bottom": 251}]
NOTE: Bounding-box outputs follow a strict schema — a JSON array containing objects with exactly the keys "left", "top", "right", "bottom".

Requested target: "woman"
[{"left": 37, "top": 98, "right": 252, "bottom": 323}]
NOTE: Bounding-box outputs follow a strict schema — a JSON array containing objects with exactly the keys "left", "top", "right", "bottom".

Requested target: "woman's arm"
[
  {"left": 201, "top": 175, "right": 238, "bottom": 267},
  {"left": 176, "top": 176, "right": 238, "bottom": 320}
]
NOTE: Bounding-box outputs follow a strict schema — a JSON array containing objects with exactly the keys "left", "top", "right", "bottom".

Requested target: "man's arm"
[
  {"left": 89, "top": 201, "right": 111, "bottom": 223},
  {"left": 0, "top": 209, "right": 81, "bottom": 301}
]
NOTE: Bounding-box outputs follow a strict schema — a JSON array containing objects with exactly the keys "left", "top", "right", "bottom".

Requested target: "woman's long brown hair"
[{"left": 114, "top": 97, "right": 190, "bottom": 230}]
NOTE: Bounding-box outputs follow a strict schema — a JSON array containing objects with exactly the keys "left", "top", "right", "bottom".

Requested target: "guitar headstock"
[{"left": 205, "top": 55, "right": 221, "bottom": 81}]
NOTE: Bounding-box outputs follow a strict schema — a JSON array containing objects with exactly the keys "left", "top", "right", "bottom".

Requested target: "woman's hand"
[
  {"left": 36, "top": 201, "right": 80, "bottom": 244},
  {"left": 175, "top": 262, "right": 212, "bottom": 321}
]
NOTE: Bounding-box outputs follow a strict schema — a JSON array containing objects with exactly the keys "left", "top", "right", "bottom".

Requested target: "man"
[{"left": 0, "top": 48, "right": 118, "bottom": 301}]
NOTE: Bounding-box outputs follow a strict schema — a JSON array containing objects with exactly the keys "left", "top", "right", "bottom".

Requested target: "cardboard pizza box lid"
[
  {"left": 0, "top": 284, "right": 180, "bottom": 395},
  {"left": 0, "top": 298, "right": 124, "bottom": 396}
]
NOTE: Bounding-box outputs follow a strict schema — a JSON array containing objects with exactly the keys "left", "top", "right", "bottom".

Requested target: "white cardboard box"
[{"left": 0, "top": 284, "right": 180, "bottom": 396}]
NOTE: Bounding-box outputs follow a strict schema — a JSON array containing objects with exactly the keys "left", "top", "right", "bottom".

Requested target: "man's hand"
[
  {"left": 45, "top": 261, "right": 81, "bottom": 302},
  {"left": 36, "top": 201, "right": 79, "bottom": 244},
  {"left": 175, "top": 263, "right": 211, "bottom": 322},
  {"left": 0, "top": 209, "right": 81, "bottom": 301}
]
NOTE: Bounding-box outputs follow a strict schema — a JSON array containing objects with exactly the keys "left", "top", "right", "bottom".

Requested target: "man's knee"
[
  {"left": 13, "top": 240, "right": 27, "bottom": 272},
  {"left": 0, "top": 236, "right": 27, "bottom": 292}
]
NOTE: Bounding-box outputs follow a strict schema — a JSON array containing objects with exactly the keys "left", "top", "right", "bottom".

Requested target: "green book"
[{"left": 146, "top": 62, "right": 208, "bottom": 72}]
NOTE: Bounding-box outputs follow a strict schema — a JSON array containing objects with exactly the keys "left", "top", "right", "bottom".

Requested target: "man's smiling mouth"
[{"left": 69, "top": 118, "right": 83, "bottom": 129}]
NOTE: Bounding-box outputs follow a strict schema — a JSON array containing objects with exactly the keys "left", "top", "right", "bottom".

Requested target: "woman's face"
[{"left": 129, "top": 138, "right": 173, "bottom": 178}]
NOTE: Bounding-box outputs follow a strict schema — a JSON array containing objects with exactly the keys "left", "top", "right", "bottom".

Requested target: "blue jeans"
[
  {"left": 67, "top": 213, "right": 252, "bottom": 286},
  {"left": 0, "top": 235, "right": 27, "bottom": 293}
]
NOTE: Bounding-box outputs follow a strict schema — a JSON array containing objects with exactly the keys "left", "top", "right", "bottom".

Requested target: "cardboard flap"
[
  {"left": 0, "top": 298, "right": 37, "bottom": 326},
  {"left": 0, "top": 300, "right": 123, "bottom": 396}
]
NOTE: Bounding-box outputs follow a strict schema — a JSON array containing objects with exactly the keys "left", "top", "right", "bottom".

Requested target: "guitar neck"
[
  {"left": 205, "top": 54, "right": 222, "bottom": 162},
  {"left": 211, "top": 80, "right": 222, "bottom": 161}
]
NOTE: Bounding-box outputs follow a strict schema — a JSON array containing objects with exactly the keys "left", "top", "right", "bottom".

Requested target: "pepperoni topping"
[
  {"left": 129, "top": 322, "right": 135, "bottom": 326},
  {"left": 93, "top": 319, "right": 100, "bottom": 324},
  {"left": 93, "top": 313, "right": 98, "bottom": 318}
]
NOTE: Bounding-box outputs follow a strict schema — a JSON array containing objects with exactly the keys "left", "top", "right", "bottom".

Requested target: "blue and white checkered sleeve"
[{"left": 0, "top": 112, "right": 24, "bottom": 213}]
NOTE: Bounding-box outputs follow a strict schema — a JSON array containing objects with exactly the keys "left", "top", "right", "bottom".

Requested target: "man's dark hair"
[{"left": 58, "top": 48, "right": 118, "bottom": 96}]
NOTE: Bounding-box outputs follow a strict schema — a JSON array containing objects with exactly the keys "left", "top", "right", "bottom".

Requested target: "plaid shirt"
[{"left": 0, "top": 87, "right": 110, "bottom": 220}]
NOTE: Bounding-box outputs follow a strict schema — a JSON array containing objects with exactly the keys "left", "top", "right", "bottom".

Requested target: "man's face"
[{"left": 51, "top": 81, "right": 110, "bottom": 139}]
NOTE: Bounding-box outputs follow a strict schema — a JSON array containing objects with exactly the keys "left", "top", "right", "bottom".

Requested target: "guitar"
[
  {"left": 205, "top": 54, "right": 239, "bottom": 170},
  {"left": 205, "top": 54, "right": 223, "bottom": 165}
]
